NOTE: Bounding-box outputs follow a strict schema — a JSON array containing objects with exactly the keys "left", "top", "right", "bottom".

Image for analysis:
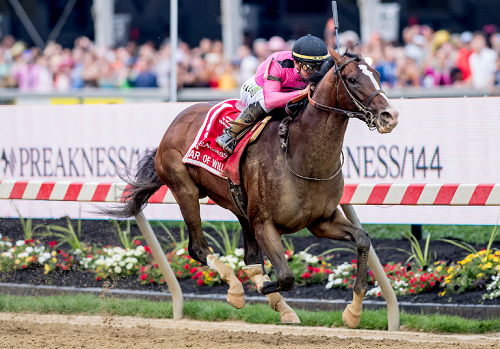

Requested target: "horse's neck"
[{"left": 289, "top": 70, "right": 348, "bottom": 178}]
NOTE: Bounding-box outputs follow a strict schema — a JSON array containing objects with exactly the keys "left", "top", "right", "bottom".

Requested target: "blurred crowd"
[{"left": 1, "top": 22, "right": 499, "bottom": 92}]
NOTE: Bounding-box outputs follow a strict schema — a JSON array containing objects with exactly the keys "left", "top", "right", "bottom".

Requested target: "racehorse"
[{"left": 106, "top": 46, "right": 399, "bottom": 328}]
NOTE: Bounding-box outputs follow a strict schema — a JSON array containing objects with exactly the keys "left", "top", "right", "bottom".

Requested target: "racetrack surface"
[{"left": 0, "top": 313, "right": 499, "bottom": 349}]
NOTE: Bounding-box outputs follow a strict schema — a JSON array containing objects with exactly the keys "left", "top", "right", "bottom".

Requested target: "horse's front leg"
[
  {"left": 158, "top": 156, "right": 245, "bottom": 309},
  {"left": 253, "top": 221, "right": 295, "bottom": 294},
  {"left": 308, "top": 208, "right": 371, "bottom": 329},
  {"left": 238, "top": 217, "right": 300, "bottom": 324}
]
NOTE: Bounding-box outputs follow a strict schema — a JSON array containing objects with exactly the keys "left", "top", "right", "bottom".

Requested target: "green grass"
[
  {"left": 0, "top": 294, "right": 499, "bottom": 333},
  {"left": 363, "top": 224, "right": 499, "bottom": 244}
]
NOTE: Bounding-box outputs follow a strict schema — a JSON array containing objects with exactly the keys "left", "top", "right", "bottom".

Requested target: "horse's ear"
[
  {"left": 327, "top": 45, "right": 343, "bottom": 66},
  {"left": 354, "top": 43, "right": 363, "bottom": 57}
]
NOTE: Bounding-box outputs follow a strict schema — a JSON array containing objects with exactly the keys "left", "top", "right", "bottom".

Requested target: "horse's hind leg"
[
  {"left": 308, "top": 208, "right": 371, "bottom": 329},
  {"left": 156, "top": 157, "right": 244, "bottom": 308},
  {"left": 238, "top": 217, "right": 300, "bottom": 324}
]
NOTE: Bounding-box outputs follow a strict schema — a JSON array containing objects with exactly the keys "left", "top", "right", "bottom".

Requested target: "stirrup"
[{"left": 216, "top": 130, "right": 237, "bottom": 155}]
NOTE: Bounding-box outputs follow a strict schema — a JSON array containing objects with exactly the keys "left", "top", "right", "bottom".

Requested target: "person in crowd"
[
  {"left": 469, "top": 32, "right": 497, "bottom": 89},
  {"left": 236, "top": 45, "right": 259, "bottom": 86},
  {"left": 128, "top": 56, "right": 157, "bottom": 88},
  {"left": 375, "top": 44, "right": 398, "bottom": 87},
  {"left": 455, "top": 31, "right": 473, "bottom": 82},
  {"left": 215, "top": 34, "right": 327, "bottom": 155},
  {"left": 494, "top": 54, "right": 500, "bottom": 89}
]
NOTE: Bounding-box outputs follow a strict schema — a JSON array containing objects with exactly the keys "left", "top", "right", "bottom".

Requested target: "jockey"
[{"left": 216, "top": 34, "right": 328, "bottom": 155}]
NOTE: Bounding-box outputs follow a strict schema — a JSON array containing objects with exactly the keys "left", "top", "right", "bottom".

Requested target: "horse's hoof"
[
  {"left": 280, "top": 311, "right": 301, "bottom": 324},
  {"left": 342, "top": 305, "right": 361, "bottom": 329},
  {"left": 227, "top": 290, "right": 245, "bottom": 309},
  {"left": 260, "top": 281, "right": 279, "bottom": 295}
]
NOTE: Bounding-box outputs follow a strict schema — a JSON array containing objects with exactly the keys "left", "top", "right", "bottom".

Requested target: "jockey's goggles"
[{"left": 299, "top": 61, "right": 322, "bottom": 73}]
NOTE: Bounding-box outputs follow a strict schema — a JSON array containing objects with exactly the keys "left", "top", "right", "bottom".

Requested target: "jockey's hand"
[{"left": 298, "top": 84, "right": 311, "bottom": 96}]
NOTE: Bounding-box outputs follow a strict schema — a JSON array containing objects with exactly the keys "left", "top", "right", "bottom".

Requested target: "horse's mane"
[
  {"left": 306, "top": 50, "right": 360, "bottom": 86},
  {"left": 297, "top": 50, "right": 360, "bottom": 114}
]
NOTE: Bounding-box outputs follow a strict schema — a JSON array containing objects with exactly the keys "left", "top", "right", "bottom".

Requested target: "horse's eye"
[{"left": 348, "top": 78, "right": 357, "bottom": 84}]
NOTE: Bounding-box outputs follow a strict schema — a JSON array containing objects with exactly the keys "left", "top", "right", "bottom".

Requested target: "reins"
[{"left": 285, "top": 55, "right": 384, "bottom": 181}]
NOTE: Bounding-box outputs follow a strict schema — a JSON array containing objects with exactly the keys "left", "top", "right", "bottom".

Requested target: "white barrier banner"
[{"left": 1, "top": 98, "right": 499, "bottom": 224}]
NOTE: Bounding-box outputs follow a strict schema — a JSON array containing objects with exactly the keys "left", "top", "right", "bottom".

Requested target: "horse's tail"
[{"left": 102, "top": 148, "right": 163, "bottom": 218}]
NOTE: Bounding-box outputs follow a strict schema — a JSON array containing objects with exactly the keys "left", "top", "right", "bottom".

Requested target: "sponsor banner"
[{"left": 1, "top": 99, "right": 499, "bottom": 224}]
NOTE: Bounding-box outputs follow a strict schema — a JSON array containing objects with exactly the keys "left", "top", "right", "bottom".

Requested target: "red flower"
[
  {"left": 140, "top": 266, "right": 146, "bottom": 273},
  {"left": 154, "top": 264, "right": 159, "bottom": 269},
  {"left": 351, "top": 275, "right": 356, "bottom": 279},
  {"left": 96, "top": 276, "right": 101, "bottom": 281},
  {"left": 150, "top": 278, "right": 154, "bottom": 283},
  {"left": 430, "top": 282, "right": 435, "bottom": 286},
  {"left": 197, "top": 279, "right": 204, "bottom": 286},
  {"left": 22, "top": 264, "right": 26, "bottom": 269},
  {"left": 420, "top": 284, "right": 425, "bottom": 288},
  {"left": 87, "top": 255, "right": 93, "bottom": 259},
  {"left": 343, "top": 278, "right": 348, "bottom": 283},
  {"left": 301, "top": 272, "right": 312, "bottom": 279},
  {"left": 209, "top": 271, "right": 215, "bottom": 277},
  {"left": 140, "top": 274, "right": 148, "bottom": 281},
  {"left": 409, "top": 289, "right": 415, "bottom": 293},
  {"left": 161, "top": 279, "right": 165, "bottom": 283},
  {"left": 184, "top": 264, "right": 190, "bottom": 270},
  {"left": 144, "top": 246, "right": 152, "bottom": 254},
  {"left": 48, "top": 241, "right": 58, "bottom": 248},
  {"left": 133, "top": 239, "right": 142, "bottom": 246},
  {"left": 351, "top": 259, "right": 357, "bottom": 264},
  {"left": 189, "top": 267, "right": 198, "bottom": 273}
]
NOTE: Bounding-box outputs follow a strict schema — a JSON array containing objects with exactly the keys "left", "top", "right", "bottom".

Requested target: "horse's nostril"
[{"left": 381, "top": 111, "right": 392, "bottom": 120}]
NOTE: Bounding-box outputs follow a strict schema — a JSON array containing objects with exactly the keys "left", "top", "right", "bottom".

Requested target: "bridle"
[
  {"left": 307, "top": 56, "right": 385, "bottom": 131},
  {"left": 285, "top": 55, "right": 385, "bottom": 181}
]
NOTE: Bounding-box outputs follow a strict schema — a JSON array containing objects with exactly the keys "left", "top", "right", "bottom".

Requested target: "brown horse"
[{"left": 107, "top": 47, "right": 398, "bottom": 327}]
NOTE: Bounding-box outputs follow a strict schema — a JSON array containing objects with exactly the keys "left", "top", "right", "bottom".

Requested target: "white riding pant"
[{"left": 240, "top": 76, "right": 270, "bottom": 112}]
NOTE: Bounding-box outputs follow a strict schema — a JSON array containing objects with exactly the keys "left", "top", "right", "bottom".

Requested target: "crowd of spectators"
[{"left": 1, "top": 23, "right": 499, "bottom": 92}]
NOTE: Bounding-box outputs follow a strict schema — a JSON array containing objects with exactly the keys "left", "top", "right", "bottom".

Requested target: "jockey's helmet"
[{"left": 292, "top": 34, "right": 328, "bottom": 73}]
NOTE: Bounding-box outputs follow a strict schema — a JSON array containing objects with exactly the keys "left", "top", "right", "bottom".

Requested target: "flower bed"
[{"left": 2, "top": 228, "right": 500, "bottom": 303}]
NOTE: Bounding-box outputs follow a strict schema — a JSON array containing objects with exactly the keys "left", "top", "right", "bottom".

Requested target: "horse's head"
[{"left": 328, "top": 46, "right": 399, "bottom": 134}]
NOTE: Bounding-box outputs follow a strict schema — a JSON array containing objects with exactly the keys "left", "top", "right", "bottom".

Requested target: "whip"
[{"left": 331, "top": 1, "right": 340, "bottom": 53}]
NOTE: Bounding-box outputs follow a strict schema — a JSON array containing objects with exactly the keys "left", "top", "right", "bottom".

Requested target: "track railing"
[{"left": 2, "top": 180, "right": 499, "bottom": 330}]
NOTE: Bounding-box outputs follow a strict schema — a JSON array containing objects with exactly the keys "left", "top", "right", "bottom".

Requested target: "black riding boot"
[{"left": 216, "top": 101, "right": 267, "bottom": 155}]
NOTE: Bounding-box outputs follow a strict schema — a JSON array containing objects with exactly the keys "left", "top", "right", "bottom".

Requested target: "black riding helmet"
[{"left": 292, "top": 34, "right": 328, "bottom": 73}]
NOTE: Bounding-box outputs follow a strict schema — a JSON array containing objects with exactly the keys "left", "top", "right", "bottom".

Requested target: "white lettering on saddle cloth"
[{"left": 182, "top": 99, "right": 240, "bottom": 178}]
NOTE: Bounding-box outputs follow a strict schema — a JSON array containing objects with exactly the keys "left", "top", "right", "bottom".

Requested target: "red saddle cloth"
[{"left": 182, "top": 99, "right": 265, "bottom": 185}]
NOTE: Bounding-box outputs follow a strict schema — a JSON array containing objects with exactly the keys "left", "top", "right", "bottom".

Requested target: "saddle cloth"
[{"left": 182, "top": 99, "right": 270, "bottom": 185}]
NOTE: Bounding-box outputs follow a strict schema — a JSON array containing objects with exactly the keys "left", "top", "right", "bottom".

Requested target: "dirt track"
[{"left": 0, "top": 313, "right": 499, "bottom": 349}]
